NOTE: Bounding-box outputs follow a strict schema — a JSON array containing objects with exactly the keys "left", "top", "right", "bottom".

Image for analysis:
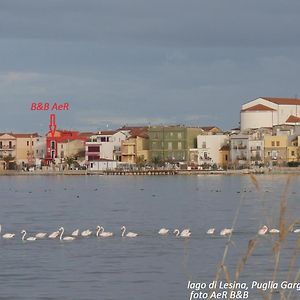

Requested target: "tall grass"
[{"left": 211, "top": 174, "right": 300, "bottom": 300}]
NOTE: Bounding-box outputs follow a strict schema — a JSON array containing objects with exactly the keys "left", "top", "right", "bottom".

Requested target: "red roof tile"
[
  {"left": 242, "top": 104, "right": 275, "bottom": 111},
  {"left": 263, "top": 97, "right": 300, "bottom": 105},
  {"left": 286, "top": 115, "right": 300, "bottom": 123}
]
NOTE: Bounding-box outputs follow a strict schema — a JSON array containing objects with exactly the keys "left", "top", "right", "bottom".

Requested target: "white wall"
[
  {"left": 88, "top": 160, "right": 117, "bottom": 171},
  {"left": 196, "top": 135, "right": 228, "bottom": 165}
]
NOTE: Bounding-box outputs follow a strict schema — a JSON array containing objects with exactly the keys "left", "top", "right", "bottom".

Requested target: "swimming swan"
[
  {"left": 21, "top": 230, "right": 36, "bottom": 241},
  {"left": 158, "top": 228, "right": 169, "bottom": 235},
  {"left": 121, "top": 226, "right": 138, "bottom": 238},
  {"left": 59, "top": 227, "right": 75, "bottom": 241},
  {"left": 35, "top": 232, "right": 47, "bottom": 239},
  {"left": 220, "top": 228, "right": 233, "bottom": 236},
  {"left": 71, "top": 229, "right": 80, "bottom": 237},
  {"left": 49, "top": 229, "right": 60, "bottom": 239},
  {"left": 81, "top": 229, "right": 93, "bottom": 237},
  {"left": 0, "top": 224, "right": 15, "bottom": 239},
  {"left": 96, "top": 226, "right": 113, "bottom": 237},
  {"left": 258, "top": 225, "right": 268, "bottom": 235},
  {"left": 173, "top": 229, "right": 191, "bottom": 237},
  {"left": 206, "top": 228, "right": 215, "bottom": 235}
]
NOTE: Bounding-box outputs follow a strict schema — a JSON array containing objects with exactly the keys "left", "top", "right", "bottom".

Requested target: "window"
[
  {"left": 276, "top": 141, "right": 280, "bottom": 147},
  {"left": 88, "top": 146, "right": 100, "bottom": 152},
  {"left": 202, "top": 142, "right": 206, "bottom": 149},
  {"left": 168, "top": 142, "right": 172, "bottom": 150},
  {"left": 178, "top": 132, "right": 182, "bottom": 138},
  {"left": 61, "top": 144, "right": 64, "bottom": 149},
  {"left": 61, "top": 151, "right": 64, "bottom": 158},
  {"left": 36, "top": 150, "right": 38, "bottom": 154},
  {"left": 271, "top": 141, "right": 275, "bottom": 147},
  {"left": 27, "top": 141, "right": 29, "bottom": 146},
  {"left": 9, "top": 141, "right": 12, "bottom": 148},
  {"left": 100, "top": 137, "right": 106, "bottom": 142},
  {"left": 170, "top": 132, "right": 173, "bottom": 137},
  {"left": 51, "top": 141, "right": 55, "bottom": 149},
  {"left": 291, "top": 151, "right": 295, "bottom": 156},
  {"left": 0, "top": 141, "right": 2, "bottom": 149},
  {"left": 178, "top": 142, "right": 182, "bottom": 150},
  {"left": 32, "top": 141, "right": 34, "bottom": 146},
  {"left": 225, "top": 154, "right": 228, "bottom": 161}
]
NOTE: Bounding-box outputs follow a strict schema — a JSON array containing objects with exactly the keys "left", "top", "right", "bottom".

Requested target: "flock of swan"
[{"left": 1, "top": 223, "right": 299, "bottom": 242}]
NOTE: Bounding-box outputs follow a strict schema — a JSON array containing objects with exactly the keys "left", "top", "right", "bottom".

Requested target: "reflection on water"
[{"left": 0, "top": 175, "right": 299, "bottom": 300}]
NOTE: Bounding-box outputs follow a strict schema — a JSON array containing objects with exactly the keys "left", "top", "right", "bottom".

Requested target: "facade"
[
  {"left": 57, "top": 139, "right": 85, "bottom": 160},
  {"left": 219, "top": 145, "right": 230, "bottom": 169},
  {"left": 85, "top": 130, "right": 130, "bottom": 162},
  {"left": 87, "top": 159, "right": 118, "bottom": 171},
  {"left": 46, "top": 130, "right": 92, "bottom": 162},
  {"left": 0, "top": 133, "right": 17, "bottom": 169},
  {"left": 230, "top": 134, "right": 250, "bottom": 166},
  {"left": 195, "top": 134, "right": 229, "bottom": 167},
  {"left": 148, "top": 126, "right": 203, "bottom": 163},
  {"left": 264, "top": 135, "right": 288, "bottom": 166},
  {"left": 241, "top": 97, "right": 300, "bottom": 130},
  {"left": 0, "top": 133, "right": 45, "bottom": 169},
  {"left": 121, "top": 135, "right": 149, "bottom": 164}
]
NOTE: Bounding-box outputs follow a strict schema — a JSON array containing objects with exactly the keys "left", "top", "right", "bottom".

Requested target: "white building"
[
  {"left": 85, "top": 130, "right": 130, "bottom": 163},
  {"left": 194, "top": 134, "right": 229, "bottom": 166},
  {"left": 240, "top": 97, "right": 300, "bottom": 131},
  {"left": 230, "top": 134, "right": 250, "bottom": 165},
  {"left": 88, "top": 159, "right": 118, "bottom": 171}
]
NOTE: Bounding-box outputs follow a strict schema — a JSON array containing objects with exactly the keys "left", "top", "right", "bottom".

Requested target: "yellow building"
[
  {"left": 57, "top": 139, "right": 85, "bottom": 160},
  {"left": 219, "top": 144, "right": 230, "bottom": 169},
  {"left": 264, "top": 135, "right": 288, "bottom": 166},
  {"left": 0, "top": 133, "right": 17, "bottom": 169},
  {"left": 121, "top": 134, "right": 149, "bottom": 164}
]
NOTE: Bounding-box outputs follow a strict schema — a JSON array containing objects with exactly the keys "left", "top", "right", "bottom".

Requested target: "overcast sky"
[{"left": 1, "top": 0, "right": 300, "bottom": 133}]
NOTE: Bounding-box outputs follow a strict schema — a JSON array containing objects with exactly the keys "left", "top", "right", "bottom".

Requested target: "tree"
[
  {"left": 65, "top": 156, "right": 75, "bottom": 170},
  {"left": 3, "top": 155, "right": 15, "bottom": 170}
]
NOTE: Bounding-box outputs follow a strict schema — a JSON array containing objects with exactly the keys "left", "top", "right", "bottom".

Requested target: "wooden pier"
[{"left": 104, "top": 170, "right": 178, "bottom": 175}]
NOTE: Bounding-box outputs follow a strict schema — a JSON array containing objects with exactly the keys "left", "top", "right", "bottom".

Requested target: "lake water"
[{"left": 0, "top": 175, "right": 299, "bottom": 300}]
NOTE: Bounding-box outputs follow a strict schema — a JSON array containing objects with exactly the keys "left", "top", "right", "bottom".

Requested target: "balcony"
[{"left": 0, "top": 144, "right": 16, "bottom": 150}]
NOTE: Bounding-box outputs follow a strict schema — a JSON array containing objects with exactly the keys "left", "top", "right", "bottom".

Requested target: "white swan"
[
  {"left": 269, "top": 228, "right": 280, "bottom": 234},
  {"left": 293, "top": 229, "right": 300, "bottom": 233},
  {"left": 158, "top": 228, "right": 169, "bottom": 235},
  {"left": 173, "top": 229, "right": 191, "bottom": 237},
  {"left": 220, "top": 228, "right": 233, "bottom": 236},
  {"left": 81, "top": 229, "right": 93, "bottom": 237},
  {"left": 49, "top": 229, "right": 60, "bottom": 239},
  {"left": 173, "top": 229, "right": 180, "bottom": 237},
  {"left": 180, "top": 228, "right": 191, "bottom": 237},
  {"left": 206, "top": 228, "right": 215, "bottom": 235},
  {"left": 59, "top": 227, "right": 75, "bottom": 241},
  {"left": 121, "top": 226, "right": 138, "bottom": 238},
  {"left": 35, "top": 232, "right": 47, "bottom": 239},
  {"left": 21, "top": 230, "right": 36, "bottom": 241},
  {"left": 0, "top": 224, "right": 15, "bottom": 239},
  {"left": 71, "top": 229, "right": 80, "bottom": 237},
  {"left": 258, "top": 225, "right": 268, "bottom": 235},
  {"left": 96, "top": 226, "right": 113, "bottom": 237}
]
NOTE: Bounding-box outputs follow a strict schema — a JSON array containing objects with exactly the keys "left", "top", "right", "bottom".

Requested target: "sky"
[{"left": 1, "top": 0, "right": 300, "bottom": 133}]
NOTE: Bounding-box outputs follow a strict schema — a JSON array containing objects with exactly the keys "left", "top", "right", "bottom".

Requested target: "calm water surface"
[{"left": 0, "top": 175, "right": 299, "bottom": 300}]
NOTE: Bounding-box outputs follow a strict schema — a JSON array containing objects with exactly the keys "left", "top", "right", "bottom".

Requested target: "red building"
[{"left": 46, "top": 130, "right": 94, "bottom": 161}]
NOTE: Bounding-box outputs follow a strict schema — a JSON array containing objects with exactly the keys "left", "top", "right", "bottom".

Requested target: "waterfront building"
[
  {"left": 85, "top": 130, "right": 130, "bottom": 162},
  {"left": 120, "top": 127, "right": 149, "bottom": 164},
  {"left": 0, "top": 133, "right": 17, "bottom": 169},
  {"left": 0, "top": 133, "right": 45, "bottom": 169},
  {"left": 148, "top": 126, "right": 203, "bottom": 164},
  {"left": 264, "top": 135, "right": 288, "bottom": 166},
  {"left": 193, "top": 134, "right": 229, "bottom": 167},
  {"left": 200, "top": 126, "right": 222, "bottom": 135},
  {"left": 240, "top": 97, "right": 300, "bottom": 131},
  {"left": 46, "top": 130, "right": 93, "bottom": 163},
  {"left": 87, "top": 159, "right": 118, "bottom": 171},
  {"left": 219, "top": 144, "right": 230, "bottom": 169},
  {"left": 230, "top": 134, "right": 250, "bottom": 167}
]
